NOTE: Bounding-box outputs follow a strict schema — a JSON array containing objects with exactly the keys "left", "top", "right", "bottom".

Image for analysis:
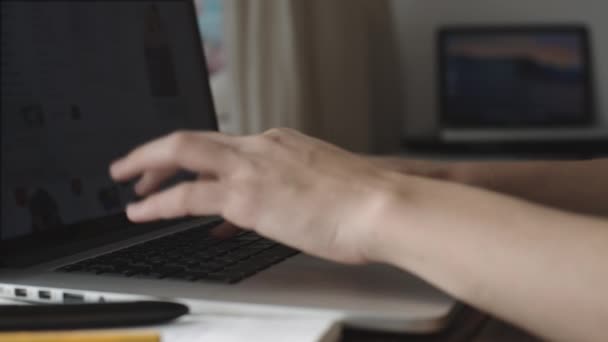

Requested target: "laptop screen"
[
  {"left": 438, "top": 26, "right": 594, "bottom": 128},
  {"left": 1, "top": 1, "right": 216, "bottom": 250}
]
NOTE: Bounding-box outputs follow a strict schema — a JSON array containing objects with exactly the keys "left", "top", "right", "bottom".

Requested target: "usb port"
[
  {"left": 63, "top": 292, "right": 84, "bottom": 303},
  {"left": 38, "top": 290, "right": 52, "bottom": 300},
  {"left": 14, "top": 288, "right": 27, "bottom": 297}
]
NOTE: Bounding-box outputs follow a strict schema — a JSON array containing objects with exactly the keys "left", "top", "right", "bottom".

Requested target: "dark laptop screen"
[
  {"left": 1, "top": 1, "right": 216, "bottom": 246},
  {"left": 438, "top": 26, "right": 594, "bottom": 128}
]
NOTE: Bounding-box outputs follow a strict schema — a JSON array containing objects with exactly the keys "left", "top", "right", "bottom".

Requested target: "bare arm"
[
  {"left": 369, "top": 157, "right": 608, "bottom": 217},
  {"left": 373, "top": 175, "right": 608, "bottom": 342},
  {"left": 111, "top": 129, "right": 608, "bottom": 342}
]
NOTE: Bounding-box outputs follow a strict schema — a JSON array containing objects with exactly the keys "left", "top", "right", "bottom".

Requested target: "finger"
[
  {"left": 126, "top": 181, "right": 225, "bottom": 222},
  {"left": 210, "top": 221, "right": 243, "bottom": 239},
  {"left": 110, "top": 132, "right": 239, "bottom": 182},
  {"left": 134, "top": 167, "right": 178, "bottom": 196}
]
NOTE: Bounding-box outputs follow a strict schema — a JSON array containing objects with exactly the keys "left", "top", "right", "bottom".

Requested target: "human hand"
[{"left": 110, "top": 128, "right": 398, "bottom": 265}]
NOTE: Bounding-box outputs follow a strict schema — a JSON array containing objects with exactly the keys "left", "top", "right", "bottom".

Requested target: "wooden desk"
[
  {"left": 342, "top": 307, "right": 542, "bottom": 342},
  {"left": 473, "top": 319, "right": 542, "bottom": 342},
  {"left": 342, "top": 306, "right": 486, "bottom": 342}
]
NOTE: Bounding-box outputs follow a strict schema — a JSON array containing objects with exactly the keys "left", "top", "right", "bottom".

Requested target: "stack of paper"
[{"left": 157, "top": 315, "right": 341, "bottom": 342}]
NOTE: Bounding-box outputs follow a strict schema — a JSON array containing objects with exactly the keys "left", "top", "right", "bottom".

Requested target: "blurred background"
[{"left": 194, "top": 0, "right": 608, "bottom": 158}]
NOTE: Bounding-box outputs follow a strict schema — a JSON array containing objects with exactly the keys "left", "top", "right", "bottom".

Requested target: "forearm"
[
  {"left": 370, "top": 157, "right": 608, "bottom": 217},
  {"left": 370, "top": 175, "right": 608, "bottom": 342},
  {"left": 368, "top": 156, "right": 454, "bottom": 180},
  {"left": 454, "top": 159, "right": 608, "bottom": 217}
]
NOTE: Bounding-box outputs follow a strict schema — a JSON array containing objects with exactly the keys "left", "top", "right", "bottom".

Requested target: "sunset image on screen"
[{"left": 443, "top": 31, "right": 589, "bottom": 127}]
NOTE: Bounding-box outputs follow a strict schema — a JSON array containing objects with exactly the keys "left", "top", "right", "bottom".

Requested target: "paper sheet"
[{"left": 155, "top": 316, "right": 341, "bottom": 342}]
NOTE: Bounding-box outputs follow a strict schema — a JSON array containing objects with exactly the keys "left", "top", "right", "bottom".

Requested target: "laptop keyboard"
[{"left": 57, "top": 221, "right": 299, "bottom": 284}]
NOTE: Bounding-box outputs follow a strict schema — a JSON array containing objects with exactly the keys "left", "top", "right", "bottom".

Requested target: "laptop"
[
  {"left": 437, "top": 25, "right": 605, "bottom": 143},
  {"left": 0, "top": 0, "right": 456, "bottom": 333}
]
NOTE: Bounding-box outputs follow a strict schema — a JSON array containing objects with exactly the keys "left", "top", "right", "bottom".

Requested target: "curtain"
[{"left": 223, "top": 0, "right": 397, "bottom": 153}]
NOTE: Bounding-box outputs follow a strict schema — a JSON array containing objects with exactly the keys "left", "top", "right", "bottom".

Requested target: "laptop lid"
[{"left": 1, "top": 1, "right": 218, "bottom": 266}]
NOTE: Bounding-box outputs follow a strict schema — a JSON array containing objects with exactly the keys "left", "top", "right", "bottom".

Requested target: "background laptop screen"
[
  {"left": 439, "top": 26, "right": 594, "bottom": 128},
  {"left": 1, "top": 1, "right": 216, "bottom": 244}
]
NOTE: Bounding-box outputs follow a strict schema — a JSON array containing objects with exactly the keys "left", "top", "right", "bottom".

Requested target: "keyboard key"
[
  {"left": 202, "top": 272, "right": 241, "bottom": 284},
  {"left": 153, "top": 265, "right": 186, "bottom": 275},
  {"left": 58, "top": 264, "right": 84, "bottom": 272}
]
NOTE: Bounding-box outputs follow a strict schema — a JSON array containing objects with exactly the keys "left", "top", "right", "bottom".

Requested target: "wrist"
[{"left": 360, "top": 171, "right": 421, "bottom": 265}]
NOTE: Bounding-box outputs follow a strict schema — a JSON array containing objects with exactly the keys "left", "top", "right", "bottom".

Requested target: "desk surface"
[
  {"left": 342, "top": 307, "right": 542, "bottom": 342},
  {"left": 473, "top": 319, "right": 542, "bottom": 342}
]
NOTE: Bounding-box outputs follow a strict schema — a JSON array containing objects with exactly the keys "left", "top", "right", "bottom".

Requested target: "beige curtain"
[{"left": 223, "top": 0, "right": 398, "bottom": 153}]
